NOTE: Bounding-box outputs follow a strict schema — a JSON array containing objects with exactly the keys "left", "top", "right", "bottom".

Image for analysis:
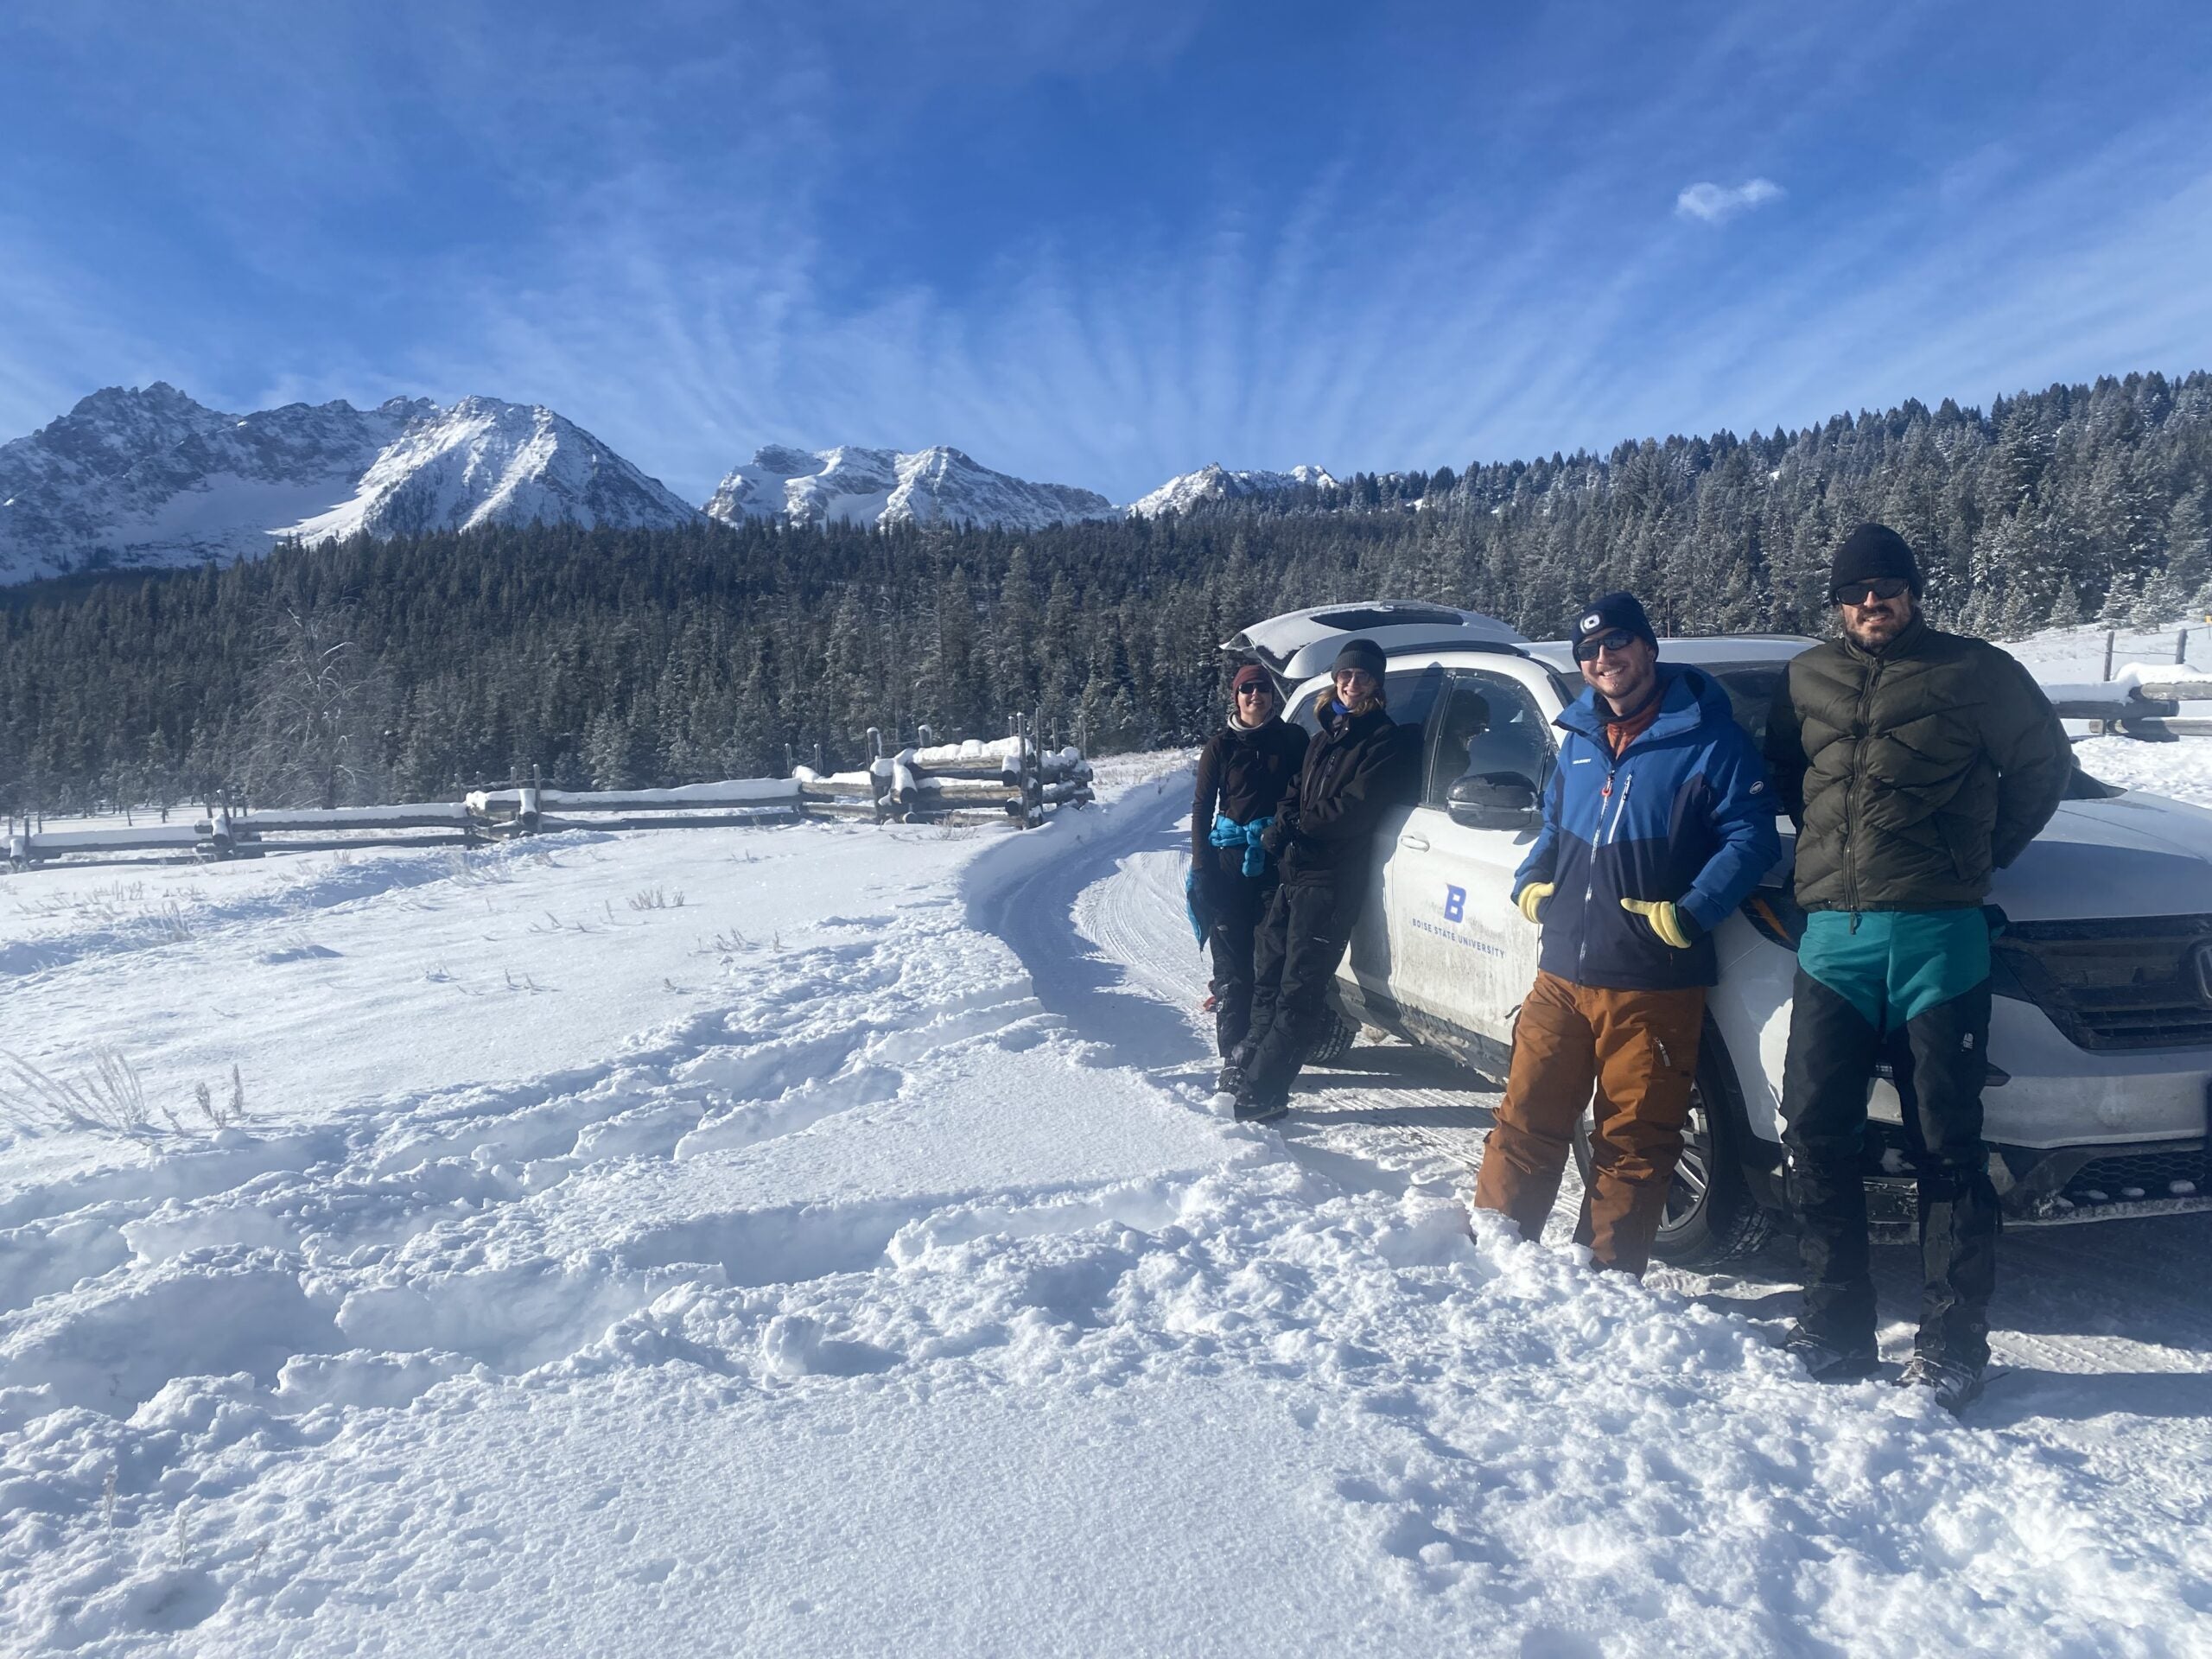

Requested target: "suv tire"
[
  {"left": 1570, "top": 1023, "right": 1771, "bottom": 1268},
  {"left": 1303, "top": 1004, "right": 1361, "bottom": 1066}
]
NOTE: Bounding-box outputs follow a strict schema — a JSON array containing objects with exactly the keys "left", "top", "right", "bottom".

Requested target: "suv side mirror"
[{"left": 1446, "top": 772, "right": 1540, "bottom": 830}]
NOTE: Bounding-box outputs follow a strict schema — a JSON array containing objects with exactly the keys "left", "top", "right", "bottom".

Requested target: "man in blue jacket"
[{"left": 1472, "top": 593, "right": 1779, "bottom": 1275}]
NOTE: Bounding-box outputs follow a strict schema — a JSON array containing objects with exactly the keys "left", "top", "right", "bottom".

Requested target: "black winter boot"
[{"left": 1230, "top": 1078, "right": 1288, "bottom": 1123}]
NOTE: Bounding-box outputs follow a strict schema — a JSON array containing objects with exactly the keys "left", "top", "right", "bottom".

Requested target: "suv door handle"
[{"left": 1398, "top": 833, "right": 1430, "bottom": 851}]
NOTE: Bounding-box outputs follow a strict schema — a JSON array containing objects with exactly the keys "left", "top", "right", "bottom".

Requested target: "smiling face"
[
  {"left": 1332, "top": 667, "right": 1378, "bottom": 712},
  {"left": 1835, "top": 580, "right": 1916, "bottom": 649},
  {"left": 1233, "top": 679, "right": 1278, "bottom": 722},
  {"left": 1577, "top": 632, "right": 1657, "bottom": 714}
]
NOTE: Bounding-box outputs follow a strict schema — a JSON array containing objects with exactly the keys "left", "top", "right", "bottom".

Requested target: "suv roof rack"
[{"left": 1224, "top": 601, "right": 1529, "bottom": 685}]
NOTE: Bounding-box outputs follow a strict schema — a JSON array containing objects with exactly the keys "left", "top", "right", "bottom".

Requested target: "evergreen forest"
[{"left": 3, "top": 369, "right": 2209, "bottom": 814}]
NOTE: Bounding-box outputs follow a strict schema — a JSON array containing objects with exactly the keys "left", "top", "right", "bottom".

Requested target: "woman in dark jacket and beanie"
[
  {"left": 1224, "top": 639, "right": 1420, "bottom": 1122},
  {"left": 1191, "top": 664, "right": 1309, "bottom": 1068}
]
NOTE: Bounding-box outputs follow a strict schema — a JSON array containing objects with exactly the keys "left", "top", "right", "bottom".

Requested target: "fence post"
[
  {"left": 2101, "top": 629, "right": 2114, "bottom": 682},
  {"left": 1026, "top": 707, "right": 1046, "bottom": 829},
  {"left": 2177, "top": 628, "right": 2189, "bottom": 668}
]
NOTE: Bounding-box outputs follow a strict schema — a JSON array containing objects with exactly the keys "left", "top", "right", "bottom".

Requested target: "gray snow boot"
[
  {"left": 1782, "top": 1325, "right": 1879, "bottom": 1383},
  {"left": 1896, "top": 1352, "right": 1985, "bottom": 1413}
]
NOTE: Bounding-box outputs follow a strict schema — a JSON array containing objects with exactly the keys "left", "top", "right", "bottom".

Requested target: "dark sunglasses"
[
  {"left": 1573, "top": 629, "right": 1637, "bottom": 662},
  {"left": 1235, "top": 682, "right": 1275, "bottom": 697},
  {"left": 1832, "top": 576, "right": 1910, "bottom": 606}
]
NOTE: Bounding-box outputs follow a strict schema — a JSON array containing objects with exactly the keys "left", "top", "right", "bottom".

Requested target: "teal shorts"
[{"left": 1796, "top": 910, "right": 1992, "bottom": 1033}]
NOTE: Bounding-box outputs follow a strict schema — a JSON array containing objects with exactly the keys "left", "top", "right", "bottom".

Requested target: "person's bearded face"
[{"left": 1837, "top": 582, "right": 1914, "bottom": 648}]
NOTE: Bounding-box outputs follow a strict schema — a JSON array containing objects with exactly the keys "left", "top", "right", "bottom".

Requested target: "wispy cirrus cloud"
[
  {"left": 3, "top": 3, "right": 2212, "bottom": 508},
  {"left": 1675, "top": 178, "right": 1786, "bottom": 224}
]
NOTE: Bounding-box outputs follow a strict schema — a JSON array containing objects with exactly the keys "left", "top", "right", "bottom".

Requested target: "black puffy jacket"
[
  {"left": 1265, "top": 696, "right": 1421, "bottom": 883},
  {"left": 1191, "top": 717, "right": 1309, "bottom": 876},
  {"left": 1764, "top": 615, "right": 2071, "bottom": 912}
]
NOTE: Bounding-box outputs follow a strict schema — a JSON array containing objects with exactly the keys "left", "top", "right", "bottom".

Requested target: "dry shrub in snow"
[
  {"left": 176, "top": 1065, "right": 250, "bottom": 1132},
  {"left": 0, "top": 1047, "right": 151, "bottom": 1135}
]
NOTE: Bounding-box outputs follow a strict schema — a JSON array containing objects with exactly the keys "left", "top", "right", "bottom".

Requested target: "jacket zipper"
[
  {"left": 1605, "top": 769, "right": 1636, "bottom": 844},
  {"left": 1576, "top": 741, "right": 1606, "bottom": 981},
  {"left": 1844, "top": 657, "right": 1882, "bottom": 922},
  {"left": 1577, "top": 748, "right": 1636, "bottom": 979}
]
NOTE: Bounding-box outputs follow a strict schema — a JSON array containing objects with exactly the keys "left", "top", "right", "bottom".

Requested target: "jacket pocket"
[{"left": 1936, "top": 814, "right": 1988, "bottom": 883}]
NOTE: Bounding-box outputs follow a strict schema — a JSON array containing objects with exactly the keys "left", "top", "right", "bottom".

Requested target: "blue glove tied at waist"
[{"left": 1209, "top": 812, "right": 1276, "bottom": 878}]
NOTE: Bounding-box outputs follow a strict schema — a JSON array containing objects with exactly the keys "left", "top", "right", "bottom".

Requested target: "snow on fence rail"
[
  {"left": 2047, "top": 668, "right": 2212, "bottom": 741},
  {"left": 802, "top": 739, "right": 1091, "bottom": 827},
  {"left": 6, "top": 737, "right": 1092, "bottom": 870}
]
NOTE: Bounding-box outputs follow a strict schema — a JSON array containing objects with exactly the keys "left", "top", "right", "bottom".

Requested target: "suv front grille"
[
  {"left": 2063, "top": 1147, "right": 2208, "bottom": 1204},
  {"left": 1992, "top": 916, "right": 2212, "bottom": 1052}
]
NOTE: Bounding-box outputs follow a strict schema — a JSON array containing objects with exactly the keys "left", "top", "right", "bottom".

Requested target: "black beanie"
[
  {"left": 1332, "top": 638, "right": 1386, "bottom": 680},
  {"left": 1570, "top": 592, "right": 1657, "bottom": 652},
  {"left": 1829, "top": 524, "right": 1922, "bottom": 601}
]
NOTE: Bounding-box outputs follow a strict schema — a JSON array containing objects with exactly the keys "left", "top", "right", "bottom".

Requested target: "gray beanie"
[{"left": 1332, "top": 638, "right": 1386, "bottom": 679}]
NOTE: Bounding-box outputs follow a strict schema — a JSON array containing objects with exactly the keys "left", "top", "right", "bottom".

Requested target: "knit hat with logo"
[{"left": 1569, "top": 592, "right": 1657, "bottom": 653}]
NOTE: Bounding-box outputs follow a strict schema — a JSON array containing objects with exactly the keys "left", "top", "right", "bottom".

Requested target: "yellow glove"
[
  {"left": 1515, "top": 882, "right": 1554, "bottom": 925},
  {"left": 1621, "top": 898, "right": 1694, "bottom": 949}
]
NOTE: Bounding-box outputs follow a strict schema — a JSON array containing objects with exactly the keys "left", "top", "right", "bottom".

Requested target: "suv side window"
[
  {"left": 1382, "top": 664, "right": 1449, "bottom": 739},
  {"left": 1423, "top": 669, "right": 1554, "bottom": 807}
]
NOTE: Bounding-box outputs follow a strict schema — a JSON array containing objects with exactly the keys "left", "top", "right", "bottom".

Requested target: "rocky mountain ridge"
[
  {"left": 704, "top": 443, "right": 1116, "bottom": 532},
  {"left": 0, "top": 385, "right": 702, "bottom": 584},
  {"left": 0, "top": 383, "right": 1349, "bottom": 583},
  {"left": 1122, "top": 461, "right": 1338, "bottom": 519}
]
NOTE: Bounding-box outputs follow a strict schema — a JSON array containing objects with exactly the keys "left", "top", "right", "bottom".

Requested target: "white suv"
[{"left": 1228, "top": 602, "right": 2212, "bottom": 1265}]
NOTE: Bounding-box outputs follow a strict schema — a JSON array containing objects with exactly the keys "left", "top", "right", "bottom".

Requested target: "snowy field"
[{"left": 4, "top": 723, "right": 2212, "bottom": 1651}]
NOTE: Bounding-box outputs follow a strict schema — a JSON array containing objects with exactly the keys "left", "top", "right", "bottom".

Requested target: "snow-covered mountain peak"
[
  {"left": 704, "top": 442, "right": 1115, "bottom": 531},
  {"left": 283, "top": 396, "right": 701, "bottom": 544},
  {"left": 1125, "top": 461, "right": 1339, "bottom": 518},
  {"left": 0, "top": 387, "right": 698, "bottom": 583}
]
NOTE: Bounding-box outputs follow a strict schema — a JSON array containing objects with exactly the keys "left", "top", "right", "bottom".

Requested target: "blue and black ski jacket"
[{"left": 1515, "top": 662, "right": 1780, "bottom": 991}]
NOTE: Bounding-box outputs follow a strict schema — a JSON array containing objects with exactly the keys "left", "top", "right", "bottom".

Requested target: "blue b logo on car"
[{"left": 1444, "top": 885, "right": 1465, "bottom": 923}]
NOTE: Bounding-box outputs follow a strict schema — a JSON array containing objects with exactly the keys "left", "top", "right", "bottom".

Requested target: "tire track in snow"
[{"left": 982, "top": 766, "right": 1567, "bottom": 1224}]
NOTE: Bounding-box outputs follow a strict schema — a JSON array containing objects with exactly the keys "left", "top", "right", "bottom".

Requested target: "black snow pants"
[
  {"left": 1781, "top": 942, "right": 1999, "bottom": 1371},
  {"left": 1239, "top": 874, "right": 1365, "bottom": 1107},
  {"left": 1201, "top": 868, "right": 1275, "bottom": 1059}
]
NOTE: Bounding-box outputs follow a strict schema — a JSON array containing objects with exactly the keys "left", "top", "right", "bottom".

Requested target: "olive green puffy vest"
[{"left": 1764, "top": 617, "right": 2071, "bottom": 912}]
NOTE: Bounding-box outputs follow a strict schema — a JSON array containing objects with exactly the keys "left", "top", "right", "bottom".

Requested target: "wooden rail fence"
[{"left": 6, "top": 730, "right": 1092, "bottom": 870}]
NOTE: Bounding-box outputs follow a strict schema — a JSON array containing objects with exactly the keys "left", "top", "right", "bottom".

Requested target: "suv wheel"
[
  {"left": 1570, "top": 1027, "right": 1771, "bottom": 1268},
  {"left": 1304, "top": 1004, "right": 1361, "bottom": 1066}
]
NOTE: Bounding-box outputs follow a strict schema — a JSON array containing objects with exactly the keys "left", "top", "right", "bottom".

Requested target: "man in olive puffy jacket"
[{"left": 1765, "top": 523, "right": 2070, "bottom": 1410}]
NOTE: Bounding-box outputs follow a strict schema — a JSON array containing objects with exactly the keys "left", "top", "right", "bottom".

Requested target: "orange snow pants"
[{"left": 1472, "top": 970, "right": 1706, "bottom": 1278}]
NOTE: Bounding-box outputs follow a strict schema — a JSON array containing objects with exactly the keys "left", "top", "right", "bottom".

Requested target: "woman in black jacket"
[
  {"left": 1191, "top": 663, "right": 1309, "bottom": 1073},
  {"left": 1225, "top": 639, "right": 1420, "bottom": 1122}
]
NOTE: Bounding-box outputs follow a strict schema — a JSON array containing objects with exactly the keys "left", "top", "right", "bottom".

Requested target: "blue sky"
[{"left": 3, "top": 1, "right": 2210, "bottom": 505}]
